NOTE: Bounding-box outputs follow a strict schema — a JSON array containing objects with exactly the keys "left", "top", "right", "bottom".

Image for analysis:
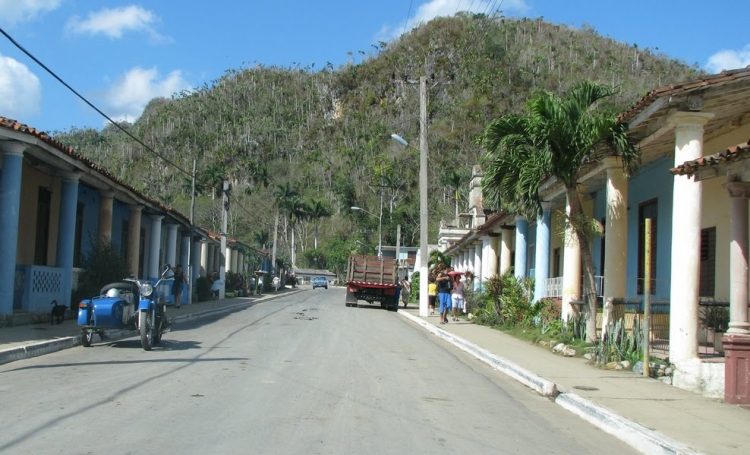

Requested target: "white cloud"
[
  {"left": 0, "top": 53, "right": 41, "bottom": 120},
  {"left": 0, "top": 0, "right": 61, "bottom": 25},
  {"left": 706, "top": 45, "right": 750, "bottom": 74},
  {"left": 66, "top": 5, "right": 169, "bottom": 42},
  {"left": 378, "top": 0, "right": 529, "bottom": 41},
  {"left": 104, "top": 67, "right": 190, "bottom": 123}
]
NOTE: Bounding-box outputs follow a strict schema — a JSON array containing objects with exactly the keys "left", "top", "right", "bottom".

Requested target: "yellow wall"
[
  {"left": 699, "top": 124, "right": 750, "bottom": 301},
  {"left": 18, "top": 164, "right": 61, "bottom": 265}
]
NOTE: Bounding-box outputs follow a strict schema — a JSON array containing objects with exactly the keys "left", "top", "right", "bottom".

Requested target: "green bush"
[
  {"left": 77, "top": 242, "right": 131, "bottom": 298},
  {"left": 473, "top": 273, "right": 535, "bottom": 327}
]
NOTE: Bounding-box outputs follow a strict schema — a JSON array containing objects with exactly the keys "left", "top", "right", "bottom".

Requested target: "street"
[{"left": 0, "top": 288, "right": 634, "bottom": 454}]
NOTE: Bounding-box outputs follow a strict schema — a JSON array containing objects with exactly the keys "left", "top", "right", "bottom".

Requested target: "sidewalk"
[
  {"left": 398, "top": 308, "right": 749, "bottom": 455},
  {"left": 0, "top": 288, "right": 301, "bottom": 365}
]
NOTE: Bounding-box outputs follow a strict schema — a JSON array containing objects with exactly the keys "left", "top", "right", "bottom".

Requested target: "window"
[
  {"left": 699, "top": 227, "right": 716, "bottom": 297},
  {"left": 34, "top": 187, "right": 51, "bottom": 265},
  {"left": 599, "top": 217, "right": 606, "bottom": 276},
  {"left": 553, "top": 247, "right": 561, "bottom": 277},
  {"left": 637, "top": 199, "right": 657, "bottom": 295}
]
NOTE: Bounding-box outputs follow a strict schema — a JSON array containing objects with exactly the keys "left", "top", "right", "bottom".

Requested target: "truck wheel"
[{"left": 345, "top": 291, "right": 358, "bottom": 307}]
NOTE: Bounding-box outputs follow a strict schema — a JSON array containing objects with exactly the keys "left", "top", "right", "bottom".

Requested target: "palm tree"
[
  {"left": 481, "top": 80, "right": 637, "bottom": 342},
  {"left": 308, "top": 198, "right": 332, "bottom": 250},
  {"left": 272, "top": 182, "right": 299, "bottom": 270}
]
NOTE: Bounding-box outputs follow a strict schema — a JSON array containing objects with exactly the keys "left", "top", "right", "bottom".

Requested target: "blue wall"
[
  {"left": 591, "top": 189, "right": 606, "bottom": 276},
  {"left": 625, "top": 157, "right": 673, "bottom": 300},
  {"left": 77, "top": 184, "right": 100, "bottom": 261}
]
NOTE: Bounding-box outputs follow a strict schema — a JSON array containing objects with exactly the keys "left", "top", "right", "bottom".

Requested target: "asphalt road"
[{"left": 0, "top": 288, "right": 634, "bottom": 454}]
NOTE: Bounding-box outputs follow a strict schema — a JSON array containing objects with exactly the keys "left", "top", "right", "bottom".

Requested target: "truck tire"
[{"left": 345, "top": 291, "right": 358, "bottom": 307}]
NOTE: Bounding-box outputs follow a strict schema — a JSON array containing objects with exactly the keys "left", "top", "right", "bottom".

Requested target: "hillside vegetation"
[{"left": 55, "top": 14, "right": 700, "bottom": 275}]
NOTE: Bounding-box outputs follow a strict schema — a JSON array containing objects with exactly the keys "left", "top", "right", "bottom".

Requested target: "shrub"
[
  {"left": 77, "top": 242, "right": 131, "bottom": 298},
  {"left": 473, "top": 273, "right": 535, "bottom": 327}
]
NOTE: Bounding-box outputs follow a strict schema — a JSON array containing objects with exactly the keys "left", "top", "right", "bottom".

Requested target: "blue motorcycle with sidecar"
[{"left": 77, "top": 264, "right": 172, "bottom": 351}]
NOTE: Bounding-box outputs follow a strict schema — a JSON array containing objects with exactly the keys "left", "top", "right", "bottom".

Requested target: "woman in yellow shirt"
[{"left": 428, "top": 274, "right": 437, "bottom": 315}]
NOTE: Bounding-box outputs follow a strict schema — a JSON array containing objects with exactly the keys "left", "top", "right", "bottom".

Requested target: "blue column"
[
  {"left": 0, "top": 143, "right": 25, "bottom": 315},
  {"left": 533, "top": 204, "right": 552, "bottom": 302},
  {"left": 56, "top": 172, "right": 80, "bottom": 309},
  {"left": 148, "top": 215, "right": 163, "bottom": 281},
  {"left": 165, "top": 223, "right": 178, "bottom": 267},
  {"left": 514, "top": 216, "right": 528, "bottom": 279},
  {"left": 180, "top": 234, "right": 190, "bottom": 270}
]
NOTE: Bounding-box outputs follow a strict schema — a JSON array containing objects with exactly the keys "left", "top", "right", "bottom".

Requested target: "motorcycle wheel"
[
  {"left": 139, "top": 310, "right": 153, "bottom": 351},
  {"left": 81, "top": 329, "right": 93, "bottom": 347}
]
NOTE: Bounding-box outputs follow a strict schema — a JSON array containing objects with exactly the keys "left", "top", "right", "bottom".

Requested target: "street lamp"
[{"left": 351, "top": 206, "right": 382, "bottom": 258}]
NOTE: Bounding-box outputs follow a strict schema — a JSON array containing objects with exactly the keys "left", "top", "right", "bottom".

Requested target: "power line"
[
  {"left": 0, "top": 26, "right": 193, "bottom": 179},
  {"left": 402, "top": 0, "right": 415, "bottom": 36}
]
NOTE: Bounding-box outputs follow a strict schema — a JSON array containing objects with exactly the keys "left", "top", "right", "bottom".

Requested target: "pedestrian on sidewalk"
[
  {"left": 436, "top": 267, "right": 452, "bottom": 324},
  {"left": 451, "top": 273, "right": 465, "bottom": 321},
  {"left": 400, "top": 275, "right": 411, "bottom": 308},
  {"left": 428, "top": 274, "right": 437, "bottom": 315},
  {"left": 172, "top": 264, "right": 187, "bottom": 308}
]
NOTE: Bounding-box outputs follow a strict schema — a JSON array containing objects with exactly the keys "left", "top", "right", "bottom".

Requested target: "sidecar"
[{"left": 77, "top": 280, "right": 140, "bottom": 347}]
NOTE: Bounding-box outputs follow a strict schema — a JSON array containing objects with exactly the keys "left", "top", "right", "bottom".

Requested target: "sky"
[{"left": 1, "top": 0, "right": 749, "bottom": 133}]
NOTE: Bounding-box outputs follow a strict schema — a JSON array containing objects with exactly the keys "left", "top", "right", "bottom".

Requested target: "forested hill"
[{"left": 54, "top": 13, "right": 700, "bottom": 273}]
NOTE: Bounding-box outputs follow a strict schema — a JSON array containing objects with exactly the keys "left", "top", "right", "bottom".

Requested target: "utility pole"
[
  {"left": 418, "top": 75, "right": 429, "bottom": 317},
  {"left": 220, "top": 179, "right": 229, "bottom": 300},
  {"left": 187, "top": 159, "right": 196, "bottom": 304}
]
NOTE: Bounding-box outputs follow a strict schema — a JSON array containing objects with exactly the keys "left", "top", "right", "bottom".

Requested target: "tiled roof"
[
  {"left": 618, "top": 67, "right": 750, "bottom": 124},
  {"left": 671, "top": 140, "right": 750, "bottom": 176},
  {"left": 0, "top": 115, "right": 190, "bottom": 226}
]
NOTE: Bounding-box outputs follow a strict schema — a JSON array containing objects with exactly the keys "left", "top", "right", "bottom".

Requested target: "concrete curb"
[
  {"left": 398, "top": 310, "right": 557, "bottom": 397},
  {"left": 555, "top": 393, "right": 703, "bottom": 455},
  {"left": 0, "top": 289, "right": 303, "bottom": 366},
  {"left": 397, "top": 310, "right": 702, "bottom": 455}
]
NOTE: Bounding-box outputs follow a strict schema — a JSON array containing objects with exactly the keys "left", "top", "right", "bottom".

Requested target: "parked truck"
[{"left": 345, "top": 254, "right": 401, "bottom": 311}]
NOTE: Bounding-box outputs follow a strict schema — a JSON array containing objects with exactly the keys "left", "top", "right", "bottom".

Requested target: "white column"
[
  {"left": 485, "top": 234, "right": 499, "bottom": 279},
  {"left": 727, "top": 182, "right": 750, "bottom": 334},
  {"left": 200, "top": 241, "right": 209, "bottom": 277},
  {"left": 562, "top": 195, "right": 582, "bottom": 322},
  {"left": 500, "top": 228, "right": 513, "bottom": 276},
  {"left": 474, "top": 242, "right": 482, "bottom": 288},
  {"left": 225, "top": 247, "right": 232, "bottom": 272},
  {"left": 669, "top": 111, "right": 713, "bottom": 363},
  {"left": 603, "top": 157, "right": 629, "bottom": 309},
  {"left": 148, "top": 215, "right": 163, "bottom": 281},
  {"left": 231, "top": 249, "right": 239, "bottom": 272}
]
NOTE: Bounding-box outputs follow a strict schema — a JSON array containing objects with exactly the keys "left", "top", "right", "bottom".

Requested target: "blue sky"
[{"left": 1, "top": 0, "right": 749, "bottom": 133}]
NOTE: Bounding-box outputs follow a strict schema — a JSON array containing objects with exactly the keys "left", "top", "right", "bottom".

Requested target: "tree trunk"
[{"left": 566, "top": 187, "right": 599, "bottom": 343}]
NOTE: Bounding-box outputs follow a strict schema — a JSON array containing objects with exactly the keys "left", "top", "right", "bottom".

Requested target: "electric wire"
[
  {"left": 0, "top": 26, "right": 193, "bottom": 179},
  {"left": 402, "top": 0, "right": 415, "bottom": 36}
]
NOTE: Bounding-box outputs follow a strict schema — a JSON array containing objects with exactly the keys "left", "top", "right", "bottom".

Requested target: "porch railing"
[{"left": 542, "top": 275, "right": 604, "bottom": 299}]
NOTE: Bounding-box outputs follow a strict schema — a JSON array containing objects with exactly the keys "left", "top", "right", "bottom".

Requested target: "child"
[{"left": 428, "top": 274, "right": 437, "bottom": 315}]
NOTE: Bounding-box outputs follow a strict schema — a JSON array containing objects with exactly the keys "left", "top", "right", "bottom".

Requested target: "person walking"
[
  {"left": 436, "top": 267, "right": 453, "bottom": 324},
  {"left": 172, "top": 264, "right": 187, "bottom": 309},
  {"left": 428, "top": 274, "right": 437, "bottom": 315},
  {"left": 400, "top": 275, "right": 411, "bottom": 308},
  {"left": 451, "top": 273, "right": 465, "bottom": 321}
]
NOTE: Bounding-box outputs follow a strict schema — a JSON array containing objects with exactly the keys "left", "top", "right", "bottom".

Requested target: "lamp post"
[
  {"left": 391, "top": 76, "right": 428, "bottom": 319},
  {"left": 351, "top": 206, "right": 382, "bottom": 258}
]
